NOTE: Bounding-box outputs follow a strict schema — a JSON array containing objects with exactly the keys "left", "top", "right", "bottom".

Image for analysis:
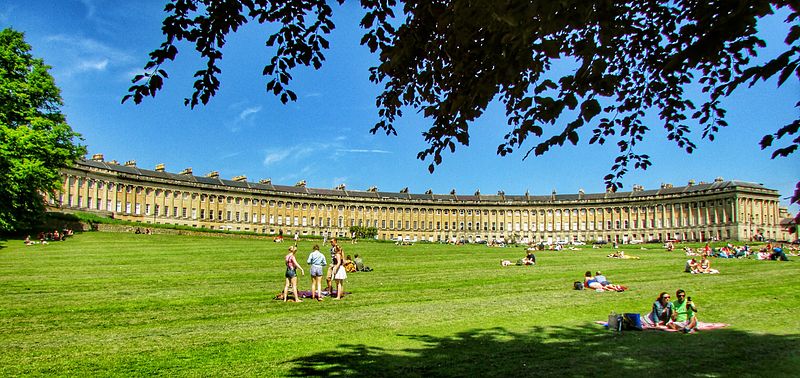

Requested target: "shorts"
[
  {"left": 671, "top": 320, "right": 691, "bottom": 329},
  {"left": 285, "top": 268, "right": 297, "bottom": 279},
  {"left": 310, "top": 265, "right": 323, "bottom": 277}
]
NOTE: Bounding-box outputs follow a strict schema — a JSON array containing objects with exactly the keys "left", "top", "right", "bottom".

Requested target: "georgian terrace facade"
[{"left": 50, "top": 156, "right": 790, "bottom": 243}]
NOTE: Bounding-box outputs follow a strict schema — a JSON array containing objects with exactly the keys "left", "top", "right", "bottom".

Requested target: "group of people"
[
  {"left": 25, "top": 229, "right": 74, "bottom": 245},
  {"left": 646, "top": 289, "right": 699, "bottom": 333},
  {"left": 684, "top": 256, "right": 720, "bottom": 274},
  {"left": 282, "top": 238, "right": 359, "bottom": 302},
  {"left": 681, "top": 242, "right": 793, "bottom": 261},
  {"left": 583, "top": 271, "right": 626, "bottom": 291}
]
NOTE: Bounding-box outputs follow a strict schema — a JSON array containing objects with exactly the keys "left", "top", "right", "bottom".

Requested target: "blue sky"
[{"left": 3, "top": 1, "right": 798, "bottom": 212}]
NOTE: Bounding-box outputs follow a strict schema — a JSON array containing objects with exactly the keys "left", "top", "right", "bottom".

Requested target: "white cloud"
[
  {"left": 77, "top": 59, "right": 109, "bottom": 72},
  {"left": 238, "top": 106, "right": 262, "bottom": 121},
  {"left": 263, "top": 145, "right": 315, "bottom": 166},
  {"left": 220, "top": 152, "right": 241, "bottom": 159},
  {"left": 46, "top": 35, "right": 133, "bottom": 63},
  {"left": 44, "top": 34, "right": 133, "bottom": 77},
  {"left": 336, "top": 149, "right": 391, "bottom": 154},
  {"left": 80, "top": 0, "right": 97, "bottom": 19}
]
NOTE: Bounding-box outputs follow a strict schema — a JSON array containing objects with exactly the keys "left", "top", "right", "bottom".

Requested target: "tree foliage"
[
  {"left": 0, "top": 28, "right": 85, "bottom": 232},
  {"left": 125, "top": 1, "right": 798, "bottom": 190}
]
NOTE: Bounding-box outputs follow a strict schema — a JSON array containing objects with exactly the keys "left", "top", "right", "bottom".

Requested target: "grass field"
[{"left": 1, "top": 232, "right": 799, "bottom": 376}]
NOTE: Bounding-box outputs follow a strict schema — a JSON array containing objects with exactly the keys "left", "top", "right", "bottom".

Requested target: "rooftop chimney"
[
  {"left": 179, "top": 167, "right": 192, "bottom": 175},
  {"left": 91, "top": 153, "right": 104, "bottom": 162},
  {"left": 233, "top": 175, "right": 247, "bottom": 182},
  {"left": 259, "top": 178, "right": 272, "bottom": 185},
  {"left": 206, "top": 171, "right": 219, "bottom": 178},
  {"left": 155, "top": 164, "right": 165, "bottom": 172},
  {"left": 124, "top": 160, "right": 136, "bottom": 167}
]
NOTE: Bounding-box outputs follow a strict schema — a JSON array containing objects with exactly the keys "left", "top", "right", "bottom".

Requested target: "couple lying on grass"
[
  {"left": 646, "top": 289, "right": 699, "bottom": 333},
  {"left": 501, "top": 250, "right": 536, "bottom": 266},
  {"left": 584, "top": 271, "right": 627, "bottom": 291}
]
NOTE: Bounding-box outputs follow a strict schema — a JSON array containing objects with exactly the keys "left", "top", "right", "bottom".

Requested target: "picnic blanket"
[
  {"left": 595, "top": 320, "right": 729, "bottom": 332},
  {"left": 274, "top": 290, "right": 351, "bottom": 300}
]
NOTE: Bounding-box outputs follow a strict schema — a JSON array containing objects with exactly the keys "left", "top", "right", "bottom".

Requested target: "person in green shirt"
[{"left": 670, "top": 289, "right": 698, "bottom": 333}]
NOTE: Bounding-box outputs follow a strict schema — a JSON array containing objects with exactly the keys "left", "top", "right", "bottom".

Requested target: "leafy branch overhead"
[{"left": 125, "top": 0, "right": 799, "bottom": 191}]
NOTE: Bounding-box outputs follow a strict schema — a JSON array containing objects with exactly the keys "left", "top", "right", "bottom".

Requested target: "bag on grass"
[
  {"left": 608, "top": 312, "right": 622, "bottom": 331},
  {"left": 622, "top": 313, "right": 643, "bottom": 331},
  {"left": 573, "top": 281, "right": 584, "bottom": 290}
]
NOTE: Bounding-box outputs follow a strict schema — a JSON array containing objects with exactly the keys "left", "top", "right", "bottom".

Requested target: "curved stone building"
[{"left": 51, "top": 155, "right": 791, "bottom": 243}]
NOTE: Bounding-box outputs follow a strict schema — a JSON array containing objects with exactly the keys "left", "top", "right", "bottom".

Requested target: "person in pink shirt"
[{"left": 283, "top": 246, "right": 305, "bottom": 302}]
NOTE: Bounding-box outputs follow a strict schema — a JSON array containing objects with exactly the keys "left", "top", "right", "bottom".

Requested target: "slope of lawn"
[{"left": 1, "top": 232, "right": 798, "bottom": 376}]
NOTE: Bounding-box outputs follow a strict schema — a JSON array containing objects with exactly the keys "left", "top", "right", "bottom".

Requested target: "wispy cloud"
[
  {"left": 0, "top": 4, "right": 14, "bottom": 23},
  {"left": 336, "top": 149, "right": 391, "bottom": 154},
  {"left": 226, "top": 102, "right": 263, "bottom": 132},
  {"left": 44, "top": 34, "right": 133, "bottom": 77},
  {"left": 80, "top": 0, "right": 97, "bottom": 19},
  {"left": 77, "top": 59, "right": 109, "bottom": 72},
  {"left": 263, "top": 145, "right": 316, "bottom": 166},
  {"left": 305, "top": 92, "right": 323, "bottom": 98},
  {"left": 220, "top": 152, "right": 241, "bottom": 160},
  {"left": 238, "top": 106, "right": 262, "bottom": 121}
]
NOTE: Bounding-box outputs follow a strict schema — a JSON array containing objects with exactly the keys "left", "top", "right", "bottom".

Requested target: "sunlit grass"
[{"left": 1, "top": 233, "right": 798, "bottom": 376}]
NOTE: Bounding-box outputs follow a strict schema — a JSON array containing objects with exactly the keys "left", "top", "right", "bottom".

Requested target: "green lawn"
[{"left": 1, "top": 233, "right": 798, "bottom": 376}]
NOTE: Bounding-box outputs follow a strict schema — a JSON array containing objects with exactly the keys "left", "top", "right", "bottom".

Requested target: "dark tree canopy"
[
  {"left": 0, "top": 28, "right": 85, "bottom": 232},
  {"left": 125, "top": 1, "right": 798, "bottom": 191}
]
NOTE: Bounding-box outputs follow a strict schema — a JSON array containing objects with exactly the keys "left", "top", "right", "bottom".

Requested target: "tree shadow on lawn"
[{"left": 289, "top": 324, "right": 799, "bottom": 377}]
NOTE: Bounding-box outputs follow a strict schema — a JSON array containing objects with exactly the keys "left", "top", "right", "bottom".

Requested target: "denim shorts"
[
  {"left": 310, "top": 265, "right": 323, "bottom": 277},
  {"left": 285, "top": 268, "right": 297, "bottom": 279}
]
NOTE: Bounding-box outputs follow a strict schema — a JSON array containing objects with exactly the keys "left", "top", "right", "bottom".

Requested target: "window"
[
  {"left": 125, "top": 202, "right": 131, "bottom": 213},
  {"left": 135, "top": 203, "right": 141, "bottom": 215},
  {"left": 192, "top": 208, "right": 197, "bottom": 219}
]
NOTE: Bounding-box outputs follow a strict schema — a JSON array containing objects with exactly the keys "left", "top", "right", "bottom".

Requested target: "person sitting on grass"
[
  {"left": 698, "top": 256, "right": 719, "bottom": 274},
  {"left": 771, "top": 245, "right": 789, "bottom": 261},
  {"left": 344, "top": 255, "right": 357, "bottom": 273},
  {"left": 646, "top": 292, "right": 673, "bottom": 326},
  {"left": 523, "top": 251, "right": 536, "bottom": 265},
  {"left": 669, "top": 289, "right": 698, "bottom": 333},
  {"left": 685, "top": 258, "right": 700, "bottom": 274},
  {"left": 354, "top": 254, "right": 364, "bottom": 271}
]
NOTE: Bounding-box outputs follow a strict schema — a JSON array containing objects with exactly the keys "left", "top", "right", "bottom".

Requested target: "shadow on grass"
[{"left": 289, "top": 324, "right": 800, "bottom": 377}]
